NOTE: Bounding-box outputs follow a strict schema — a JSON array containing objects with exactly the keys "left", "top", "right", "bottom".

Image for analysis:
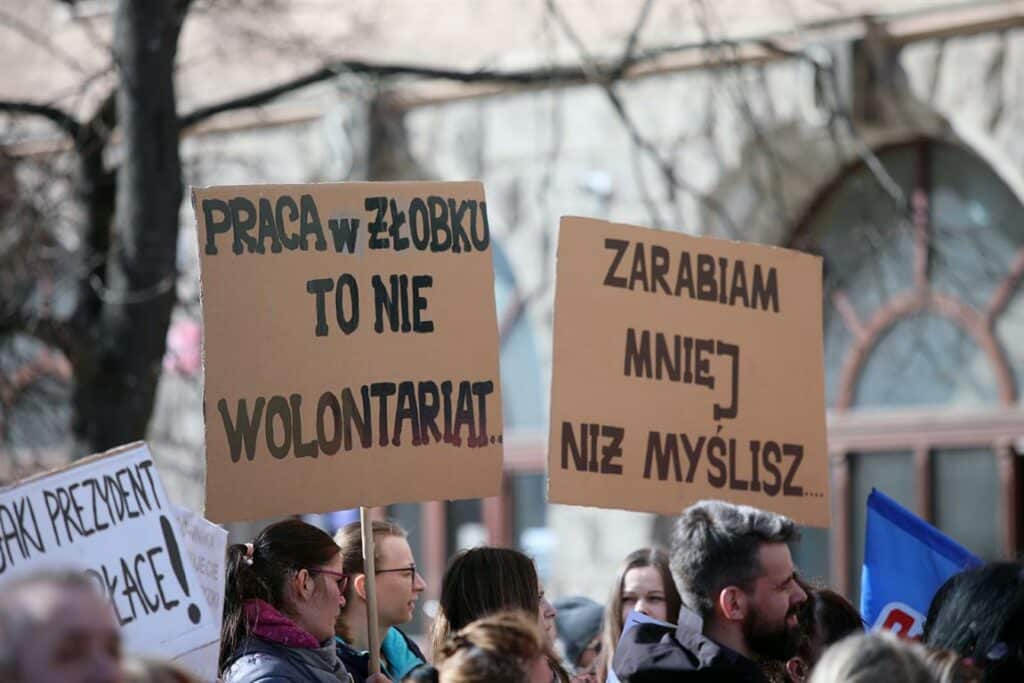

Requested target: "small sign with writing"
[
  {"left": 0, "top": 443, "right": 218, "bottom": 663},
  {"left": 171, "top": 504, "right": 227, "bottom": 679}
]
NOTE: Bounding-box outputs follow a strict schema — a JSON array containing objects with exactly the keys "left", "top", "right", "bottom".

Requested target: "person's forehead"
[
  {"left": 756, "top": 542, "right": 795, "bottom": 580},
  {"left": 33, "top": 588, "right": 119, "bottom": 631},
  {"left": 379, "top": 535, "right": 413, "bottom": 564},
  {"left": 22, "top": 585, "right": 92, "bottom": 614},
  {"left": 623, "top": 566, "right": 663, "bottom": 591}
]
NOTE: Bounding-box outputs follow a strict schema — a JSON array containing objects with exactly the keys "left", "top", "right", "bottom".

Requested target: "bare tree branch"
[
  {"left": 546, "top": 0, "right": 739, "bottom": 235},
  {"left": 178, "top": 59, "right": 607, "bottom": 130},
  {"left": 692, "top": 1, "right": 793, "bottom": 235},
  {"left": 617, "top": 0, "right": 656, "bottom": 75},
  {"left": 178, "top": 8, "right": 768, "bottom": 134},
  {"left": 0, "top": 101, "right": 83, "bottom": 140}
]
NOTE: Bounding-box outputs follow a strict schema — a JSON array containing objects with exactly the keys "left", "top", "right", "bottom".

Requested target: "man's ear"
[
  {"left": 717, "top": 586, "right": 747, "bottom": 623},
  {"left": 353, "top": 573, "right": 368, "bottom": 601},
  {"left": 785, "top": 656, "right": 808, "bottom": 682}
]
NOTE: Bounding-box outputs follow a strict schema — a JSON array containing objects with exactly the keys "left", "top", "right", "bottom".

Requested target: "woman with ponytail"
[{"left": 220, "top": 519, "right": 387, "bottom": 683}]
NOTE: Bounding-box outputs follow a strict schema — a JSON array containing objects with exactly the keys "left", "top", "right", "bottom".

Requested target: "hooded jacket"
[
  {"left": 612, "top": 618, "right": 768, "bottom": 682},
  {"left": 223, "top": 636, "right": 353, "bottom": 683},
  {"left": 222, "top": 599, "right": 353, "bottom": 683}
]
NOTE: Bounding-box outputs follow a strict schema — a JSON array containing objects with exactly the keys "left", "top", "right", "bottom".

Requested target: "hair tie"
[{"left": 244, "top": 543, "right": 255, "bottom": 565}]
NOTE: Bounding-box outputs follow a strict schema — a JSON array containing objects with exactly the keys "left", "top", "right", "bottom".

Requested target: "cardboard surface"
[
  {"left": 548, "top": 217, "right": 829, "bottom": 527},
  {"left": 0, "top": 443, "right": 219, "bottom": 662},
  {"left": 194, "top": 182, "right": 504, "bottom": 522}
]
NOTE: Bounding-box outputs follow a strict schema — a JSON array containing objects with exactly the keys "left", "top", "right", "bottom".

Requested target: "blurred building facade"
[{"left": 2, "top": 1, "right": 1024, "bottom": 620}]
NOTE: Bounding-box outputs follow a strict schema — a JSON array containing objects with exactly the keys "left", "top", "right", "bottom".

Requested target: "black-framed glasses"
[
  {"left": 376, "top": 563, "right": 418, "bottom": 587},
  {"left": 309, "top": 567, "right": 349, "bottom": 592}
]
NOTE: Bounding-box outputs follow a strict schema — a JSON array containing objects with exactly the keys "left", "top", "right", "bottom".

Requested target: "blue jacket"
[{"left": 335, "top": 628, "right": 427, "bottom": 683}]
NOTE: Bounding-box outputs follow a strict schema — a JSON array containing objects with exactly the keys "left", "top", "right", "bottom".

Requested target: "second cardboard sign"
[{"left": 548, "top": 216, "right": 829, "bottom": 527}]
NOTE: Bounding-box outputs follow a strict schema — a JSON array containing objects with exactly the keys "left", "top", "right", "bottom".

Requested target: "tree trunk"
[{"left": 71, "top": 0, "right": 185, "bottom": 454}]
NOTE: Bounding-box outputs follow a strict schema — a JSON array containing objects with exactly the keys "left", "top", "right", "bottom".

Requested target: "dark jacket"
[
  {"left": 613, "top": 620, "right": 768, "bottom": 682},
  {"left": 223, "top": 636, "right": 353, "bottom": 683},
  {"left": 336, "top": 627, "right": 427, "bottom": 683}
]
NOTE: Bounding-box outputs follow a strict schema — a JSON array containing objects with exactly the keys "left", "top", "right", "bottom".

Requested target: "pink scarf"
[{"left": 243, "top": 598, "right": 321, "bottom": 649}]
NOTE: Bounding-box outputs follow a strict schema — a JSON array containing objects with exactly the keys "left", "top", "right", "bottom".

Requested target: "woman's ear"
[
  {"left": 785, "top": 656, "right": 808, "bottom": 682},
  {"left": 292, "top": 568, "right": 315, "bottom": 601},
  {"left": 353, "top": 573, "right": 368, "bottom": 601}
]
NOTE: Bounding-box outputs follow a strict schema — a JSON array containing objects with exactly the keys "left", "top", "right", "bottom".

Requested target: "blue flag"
[{"left": 861, "top": 488, "right": 983, "bottom": 638}]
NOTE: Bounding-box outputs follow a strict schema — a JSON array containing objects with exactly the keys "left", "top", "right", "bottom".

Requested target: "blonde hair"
[
  {"left": 924, "top": 649, "right": 982, "bottom": 683},
  {"left": 333, "top": 518, "right": 408, "bottom": 578},
  {"left": 809, "top": 632, "right": 936, "bottom": 683},
  {"left": 436, "top": 611, "right": 546, "bottom": 683}
]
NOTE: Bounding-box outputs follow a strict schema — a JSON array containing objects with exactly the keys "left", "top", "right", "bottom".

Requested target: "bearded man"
[{"left": 614, "top": 500, "right": 808, "bottom": 682}]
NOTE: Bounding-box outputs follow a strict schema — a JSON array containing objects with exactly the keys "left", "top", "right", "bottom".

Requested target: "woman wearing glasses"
[
  {"left": 334, "top": 520, "right": 428, "bottom": 683},
  {"left": 220, "top": 518, "right": 360, "bottom": 682}
]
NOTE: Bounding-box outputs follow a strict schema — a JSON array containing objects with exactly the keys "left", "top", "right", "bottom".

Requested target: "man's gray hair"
[
  {"left": 0, "top": 570, "right": 99, "bottom": 680},
  {"left": 670, "top": 500, "right": 799, "bottom": 620}
]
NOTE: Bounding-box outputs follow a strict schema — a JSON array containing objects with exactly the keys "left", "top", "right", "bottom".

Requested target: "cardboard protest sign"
[
  {"left": 0, "top": 443, "right": 218, "bottom": 663},
  {"left": 193, "top": 182, "right": 504, "bottom": 522},
  {"left": 172, "top": 505, "right": 228, "bottom": 680},
  {"left": 548, "top": 217, "right": 829, "bottom": 526}
]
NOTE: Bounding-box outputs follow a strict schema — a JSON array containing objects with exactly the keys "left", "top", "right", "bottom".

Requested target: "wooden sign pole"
[{"left": 361, "top": 506, "right": 381, "bottom": 675}]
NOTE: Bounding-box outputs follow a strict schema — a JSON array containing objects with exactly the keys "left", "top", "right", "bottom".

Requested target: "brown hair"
[
  {"left": 220, "top": 519, "right": 340, "bottom": 675},
  {"left": 597, "top": 547, "right": 682, "bottom": 682},
  {"left": 333, "top": 519, "right": 408, "bottom": 639},
  {"left": 436, "top": 611, "right": 546, "bottom": 683},
  {"left": 925, "top": 648, "right": 983, "bottom": 683},
  {"left": 429, "top": 547, "right": 540, "bottom": 659}
]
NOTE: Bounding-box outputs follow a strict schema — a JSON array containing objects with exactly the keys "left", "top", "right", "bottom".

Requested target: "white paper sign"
[
  {"left": 172, "top": 504, "right": 228, "bottom": 680},
  {"left": 0, "top": 443, "right": 217, "bottom": 663}
]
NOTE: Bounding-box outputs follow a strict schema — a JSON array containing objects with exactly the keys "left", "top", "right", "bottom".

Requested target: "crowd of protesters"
[{"left": 0, "top": 499, "right": 1021, "bottom": 682}]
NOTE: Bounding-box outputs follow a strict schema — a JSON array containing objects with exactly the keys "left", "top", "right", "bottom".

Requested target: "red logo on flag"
[{"left": 874, "top": 602, "right": 924, "bottom": 640}]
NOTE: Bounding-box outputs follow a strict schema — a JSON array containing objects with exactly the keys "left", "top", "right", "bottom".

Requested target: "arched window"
[{"left": 791, "top": 139, "right": 1024, "bottom": 598}]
